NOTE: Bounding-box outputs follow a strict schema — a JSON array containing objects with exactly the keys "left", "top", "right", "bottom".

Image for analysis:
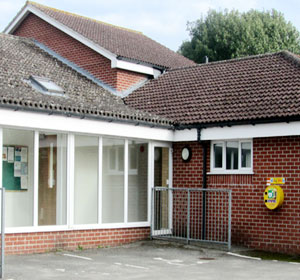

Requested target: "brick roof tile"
[
  {"left": 27, "top": 1, "right": 195, "bottom": 69},
  {"left": 125, "top": 51, "right": 300, "bottom": 126}
]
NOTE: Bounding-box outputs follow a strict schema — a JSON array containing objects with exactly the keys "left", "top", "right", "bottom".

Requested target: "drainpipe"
[{"left": 197, "top": 128, "right": 207, "bottom": 240}]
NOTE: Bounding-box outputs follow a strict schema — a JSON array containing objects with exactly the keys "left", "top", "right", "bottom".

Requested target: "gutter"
[
  {"left": 174, "top": 116, "right": 300, "bottom": 131},
  {"left": 0, "top": 103, "right": 174, "bottom": 130}
]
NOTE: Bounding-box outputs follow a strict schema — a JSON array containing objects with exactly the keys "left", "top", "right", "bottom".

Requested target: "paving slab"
[{"left": 3, "top": 240, "right": 300, "bottom": 280}]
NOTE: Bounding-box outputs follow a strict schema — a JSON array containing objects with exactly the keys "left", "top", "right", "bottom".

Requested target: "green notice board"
[
  {"left": 3, "top": 161, "right": 21, "bottom": 190},
  {"left": 2, "top": 145, "right": 28, "bottom": 191}
]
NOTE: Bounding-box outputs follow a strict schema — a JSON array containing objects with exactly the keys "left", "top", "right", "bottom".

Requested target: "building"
[{"left": 1, "top": 2, "right": 300, "bottom": 255}]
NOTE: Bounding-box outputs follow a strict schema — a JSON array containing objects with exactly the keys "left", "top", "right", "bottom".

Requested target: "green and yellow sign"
[{"left": 264, "top": 177, "right": 285, "bottom": 210}]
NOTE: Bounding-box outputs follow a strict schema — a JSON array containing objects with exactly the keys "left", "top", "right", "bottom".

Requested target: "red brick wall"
[
  {"left": 5, "top": 227, "right": 149, "bottom": 255},
  {"left": 13, "top": 13, "right": 147, "bottom": 91},
  {"left": 173, "top": 137, "right": 300, "bottom": 254}
]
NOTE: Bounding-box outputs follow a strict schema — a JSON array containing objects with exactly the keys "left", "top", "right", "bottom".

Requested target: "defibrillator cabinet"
[{"left": 264, "top": 185, "right": 284, "bottom": 210}]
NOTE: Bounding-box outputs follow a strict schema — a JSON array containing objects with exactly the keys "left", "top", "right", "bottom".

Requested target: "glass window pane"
[
  {"left": 241, "top": 142, "right": 251, "bottom": 168},
  {"left": 38, "top": 133, "right": 67, "bottom": 226},
  {"left": 213, "top": 143, "right": 223, "bottom": 168},
  {"left": 118, "top": 146, "right": 124, "bottom": 172},
  {"left": 74, "top": 135, "right": 98, "bottom": 224},
  {"left": 226, "top": 141, "right": 238, "bottom": 170},
  {"left": 3, "top": 128, "right": 34, "bottom": 227},
  {"left": 109, "top": 148, "right": 116, "bottom": 170},
  {"left": 128, "top": 141, "right": 148, "bottom": 222},
  {"left": 154, "top": 147, "right": 170, "bottom": 230},
  {"left": 102, "top": 138, "right": 124, "bottom": 223}
]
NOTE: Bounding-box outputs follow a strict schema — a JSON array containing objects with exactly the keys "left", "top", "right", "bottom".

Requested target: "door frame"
[{"left": 150, "top": 142, "right": 173, "bottom": 236}]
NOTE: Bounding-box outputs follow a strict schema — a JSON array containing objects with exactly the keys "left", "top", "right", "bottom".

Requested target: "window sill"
[
  {"left": 5, "top": 222, "right": 150, "bottom": 234},
  {"left": 208, "top": 170, "right": 254, "bottom": 175}
]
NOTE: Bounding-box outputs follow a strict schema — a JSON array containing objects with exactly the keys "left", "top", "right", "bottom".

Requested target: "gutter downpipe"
[{"left": 198, "top": 128, "right": 207, "bottom": 240}]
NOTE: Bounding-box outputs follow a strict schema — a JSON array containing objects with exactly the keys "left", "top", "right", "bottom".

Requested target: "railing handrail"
[{"left": 153, "top": 186, "right": 232, "bottom": 193}]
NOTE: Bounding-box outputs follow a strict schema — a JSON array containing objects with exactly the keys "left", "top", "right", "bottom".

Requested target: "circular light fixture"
[{"left": 181, "top": 146, "right": 192, "bottom": 162}]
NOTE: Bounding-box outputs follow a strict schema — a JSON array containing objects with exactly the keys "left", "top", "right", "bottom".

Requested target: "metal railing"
[{"left": 151, "top": 187, "right": 232, "bottom": 250}]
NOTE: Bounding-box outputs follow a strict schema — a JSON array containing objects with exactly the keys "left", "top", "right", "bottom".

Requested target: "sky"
[{"left": 1, "top": 0, "right": 300, "bottom": 51}]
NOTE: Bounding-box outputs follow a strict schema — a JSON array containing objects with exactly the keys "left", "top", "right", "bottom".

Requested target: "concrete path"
[{"left": 3, "top": 241, "right": 300, "bottom": 280}]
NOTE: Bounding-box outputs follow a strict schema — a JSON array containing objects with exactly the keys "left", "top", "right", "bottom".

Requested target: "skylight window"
[{"left": 29, "top": 76, "right": 65, "bottom": 96}]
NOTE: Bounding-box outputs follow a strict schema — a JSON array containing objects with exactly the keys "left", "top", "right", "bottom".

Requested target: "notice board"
[{"left": 2, "top": 146, "right": 28, "bottom": 191}]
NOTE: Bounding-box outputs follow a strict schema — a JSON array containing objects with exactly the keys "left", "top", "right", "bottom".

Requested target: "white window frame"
[
  {"left": 1, "top": 125, "right": 164, "bottom": 234},
  {"left": 107, "top": 145, "right": 138, "bottom": 175},
  {"left": 210, "top": 139, "right": 253, "bottom": 174}
]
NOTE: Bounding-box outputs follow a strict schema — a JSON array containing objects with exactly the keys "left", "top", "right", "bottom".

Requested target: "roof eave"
[{"left": 174, "top": 116, "right": 300, "bottom": 130}]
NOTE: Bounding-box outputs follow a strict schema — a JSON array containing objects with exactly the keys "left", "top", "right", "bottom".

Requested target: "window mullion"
[
  {"left": 98, "top": 137, "right": 102, "bottom": 225},
  {"left": 239, "top": 141, "right": 242, "bottom": 169},
  {"left": 67, "top": 133, "right": 75, "bottom": 227},
  {"left": 33, "top": 131, "right": 39, "bottom": 227},
  {"left": 223, "top": 141, "right": 226, "bottom": 170},
  {"left": 124, "top": 139, "right": 128, "bottom": 224}
]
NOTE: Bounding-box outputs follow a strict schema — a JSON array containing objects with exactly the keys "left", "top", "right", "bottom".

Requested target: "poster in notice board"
[{"left": 2, "top": 146, "right": 28, "bottom": 191}]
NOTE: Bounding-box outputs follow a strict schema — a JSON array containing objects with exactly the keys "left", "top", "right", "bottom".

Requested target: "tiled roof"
[
  {"left": 25, "top": 1, "right": 195, "bottom": 69},
  {"left": 125, "top": 51, "right": 300, "bottom": 126},
  {"left": 0, "top": 33, "right": 171, "bottom": 127}
]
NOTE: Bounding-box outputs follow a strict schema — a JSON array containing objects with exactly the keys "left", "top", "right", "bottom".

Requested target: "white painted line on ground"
[
  {"left": 197, "top": 261, "right": 210, "bottom": 265},
  {"left": 63, "top": 253, "right": 92, "bottom": 261},
  {"left": 55, "top": 268, "right": 66, "bottom": 272},
  {"left": 124, "top": 264, "right": 149, "bottom": 270},
  {"left": 154, "top": 257, "right": 184, "bottom": 266},
  {"left": 227, "top": 252, "right": 261, "bottom": 260},
  {"left": 114, "top": 262, "right": 149, "bottom": 270},
  {"left": 289, "top": 262, "right": 300, "bottom": 265}
]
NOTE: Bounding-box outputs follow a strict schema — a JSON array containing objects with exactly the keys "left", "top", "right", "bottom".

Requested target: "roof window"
[{"left": 29, "top": 76, "right": 65, "bottom": 96}]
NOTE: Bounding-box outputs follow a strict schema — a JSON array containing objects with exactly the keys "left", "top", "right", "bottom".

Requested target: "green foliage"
[
  {"left": 179, "top": 9, "right": 300, "bottom": 63},
  {"left": 77, "top": 244, "right": 83, "bottom": 251}
]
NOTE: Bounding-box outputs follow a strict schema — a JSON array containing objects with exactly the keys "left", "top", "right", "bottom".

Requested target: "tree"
[{"left": 179, "top": 9, "right": 300, "bottom": 63}]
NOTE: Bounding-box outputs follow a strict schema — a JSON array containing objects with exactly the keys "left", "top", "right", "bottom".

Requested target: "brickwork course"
[
  {"left": 173, "top": 139, "right": 300, "bottom": 254},
  {"left": 5, "top": 228, "right": 150, "bottom": 255}
]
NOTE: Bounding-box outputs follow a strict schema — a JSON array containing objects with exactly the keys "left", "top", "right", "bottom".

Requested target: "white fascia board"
[
  {"left": 5, "top": 5, "right": 158, "bottom": 76},
  {"left": 173, "top": 129, "right": 198, "bottom": 142},
  {"left": 111, "top": 59, "right": 156, "bottom": 76},
  {"left": 201, "top": 121, "right": 300, "bottom": 140},
  {"left": 0, "top": 108, "right": 173, "bottom": 142},
  {"left": 3, "top": 6, "right": 30, "bottom": 33}
]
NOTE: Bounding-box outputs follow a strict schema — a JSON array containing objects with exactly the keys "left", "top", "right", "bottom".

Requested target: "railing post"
[
  {"left": 150, "top": 187, "right": 154, "bottom": 240},
  {"left": 187, "top": 189, "right": 190, "bottom": 244},
  {"left": 228, "top": 190, "right": 232, "bottom": 251},
  {"left": 202, "top": 190, "right": 206, "bottom": 240}
]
